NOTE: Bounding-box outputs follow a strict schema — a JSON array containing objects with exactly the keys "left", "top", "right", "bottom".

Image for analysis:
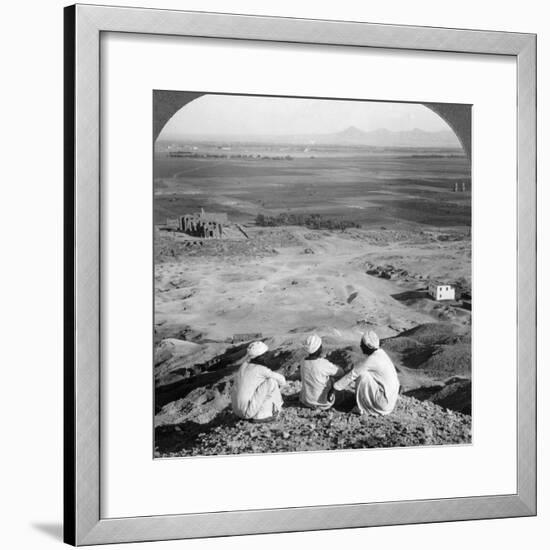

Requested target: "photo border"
[
  {"left": 64, "top": 4, "right": 536, "bottom": 545},
  {"left": 151, "top": 89, "right": 473, "bottom": 459}
]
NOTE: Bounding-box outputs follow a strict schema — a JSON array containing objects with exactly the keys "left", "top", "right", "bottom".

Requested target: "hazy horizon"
[
  {"left": 158, "top": 125, "right": 456, "bottom": 140},
  {"left": 159, "top": 94, "right": 458, "bottom": 143}
]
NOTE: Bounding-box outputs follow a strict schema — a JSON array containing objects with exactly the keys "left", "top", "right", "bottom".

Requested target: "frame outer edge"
[
  {"left": 67, "top": 4, "right": 538, "bottom": 545},
  {"left": 516, "top": 34, "right": 537, "bottom": 515},
  {"left": 74, "top": 3, "right": 102, "bottom": 545},
  {"left": 80, "top": 495, "right": 533, "bottom": 545},
  {"left": 63, "top": 4, "right": 77, "bottom": 547},
  {"left": 78, "top": 3, "right": 534, "bottom": 55}
]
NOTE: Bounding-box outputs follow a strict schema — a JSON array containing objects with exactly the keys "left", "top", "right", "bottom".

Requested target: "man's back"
[
  {"left": 232, "top": 362, "right": 284, "bottom": 416},
  {"left": 355, "top": 349, "right": 400, "bottom": 413},
  {"left": 359, "top": 349, "right": 398, "bottom": 383},
  {"left": 334, "top": 348, "right": 400, "bottom": 415},
  {"left": 300, "top": 358, "right": 343, "bottom": 408}
]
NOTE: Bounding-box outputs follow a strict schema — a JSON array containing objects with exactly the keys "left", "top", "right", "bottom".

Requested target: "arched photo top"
[{"left": 153, "top": 91, "right": 471, "bottom": 159}]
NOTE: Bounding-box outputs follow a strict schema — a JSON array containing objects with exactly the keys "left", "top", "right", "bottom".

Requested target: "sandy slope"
[{"left": 155, "top": 226, "right": 470, "bottom": 344}]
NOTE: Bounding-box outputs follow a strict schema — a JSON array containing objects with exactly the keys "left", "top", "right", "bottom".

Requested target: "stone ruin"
[{"left": 179, "top": 208, "right": 228, "bottom": 239}]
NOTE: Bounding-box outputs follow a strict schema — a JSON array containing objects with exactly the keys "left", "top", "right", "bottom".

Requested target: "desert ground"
[{"left": 153, "top": 145, "right": 472, "bottom": 457}]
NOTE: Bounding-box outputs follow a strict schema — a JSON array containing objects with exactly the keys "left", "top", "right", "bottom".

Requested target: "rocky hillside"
[
  {"left": 154, "top": 322, "right": 472, "bottom": 458},
  {"left": 383, "top": 323, "right": 472, "bottom": 414},
  {"left": 156, "top": 392, "right": 471, "bottom": 457}
]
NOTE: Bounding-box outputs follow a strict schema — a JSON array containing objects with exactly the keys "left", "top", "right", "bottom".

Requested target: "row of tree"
[{"left": 255, "top": 212, "right": 360, "bottom": 231}]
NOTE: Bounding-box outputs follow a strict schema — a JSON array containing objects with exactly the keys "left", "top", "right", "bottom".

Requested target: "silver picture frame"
[{"left": 64, "top": 3, "right": 536, "bottom": 545}]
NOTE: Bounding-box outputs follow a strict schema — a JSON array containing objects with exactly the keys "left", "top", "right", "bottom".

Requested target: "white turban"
[
  {"left": 304, "top": 334, "right": 322, "bottom": 354},
  {"left": 247, "top": 341, "right": 268, "bottom": 359},
  {"left": 362, "top": 330, "right": 380, "bottom": 350}
]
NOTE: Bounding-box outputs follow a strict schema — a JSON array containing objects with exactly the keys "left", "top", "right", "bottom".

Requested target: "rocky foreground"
[
  {"left": 155, "top": 392, "right": 471, "bottom": 458},
  {"left": 154, "top": 322, "right": 472, "bottom": 458}
]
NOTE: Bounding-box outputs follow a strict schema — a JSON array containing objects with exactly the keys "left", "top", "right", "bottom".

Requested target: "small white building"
[{"left": 428, "top": 281, "right": 455, "bottom": 301}]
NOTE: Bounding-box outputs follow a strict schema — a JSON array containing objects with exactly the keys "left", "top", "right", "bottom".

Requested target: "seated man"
[
  {"left": 300, "top": 334, "right": 344, "bottom": 409},
  {"left": 231, "top": 341, "right": 286, "bottom": 422},
  {"left": 333, "top": 331, "right": 399, "bottom": 416}
]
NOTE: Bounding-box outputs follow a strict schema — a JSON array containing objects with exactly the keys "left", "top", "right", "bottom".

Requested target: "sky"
[{"left": 159, "top": 94, "right": 453, "bottom": 138}]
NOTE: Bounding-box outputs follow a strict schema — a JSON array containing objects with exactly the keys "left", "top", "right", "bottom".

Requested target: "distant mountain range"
[
  {"left": 163, "top": 126, "right": 460, "bottom": 148},
  {"left": 322, "top": 126, "right": 460, "bottom": 148}
]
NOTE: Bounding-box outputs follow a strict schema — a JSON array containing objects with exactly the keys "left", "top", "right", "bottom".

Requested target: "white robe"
[
  {"left": 231, "top": 361, "right": 286, "bottom": 420},
  {"left": 333, "top": 349, "right": 399, "bottom": 416},
  {"left": 300, "top": 358, "right": 344, "bottom": 409}
]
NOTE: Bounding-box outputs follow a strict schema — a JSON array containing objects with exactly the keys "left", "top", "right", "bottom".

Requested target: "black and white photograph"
[
  {"left": 2, "top": 0, "right": 544, "bottom": 547},
  {"left": 153, "top": 93, "right": 472, "bottom": 457}
]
